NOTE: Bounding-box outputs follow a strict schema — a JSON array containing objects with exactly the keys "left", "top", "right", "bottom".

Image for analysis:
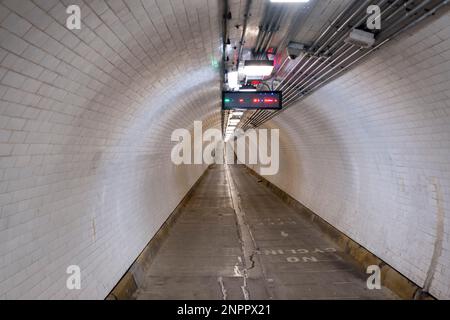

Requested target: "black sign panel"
[{"left": 222, "top": 91, "right": 282, "bottom": 110}]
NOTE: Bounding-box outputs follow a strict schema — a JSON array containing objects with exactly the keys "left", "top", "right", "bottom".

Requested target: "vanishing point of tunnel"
[{"left": 0, "top": 0, "right": 449, "bottom": 302}]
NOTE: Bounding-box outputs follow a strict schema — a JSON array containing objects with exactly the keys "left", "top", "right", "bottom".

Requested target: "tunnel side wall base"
[
  {"left": 244, "top": 166, "right": 434, "bottom": 300},
  {"left": 106, "top": 166, "right": 212, "bottom": 300}
]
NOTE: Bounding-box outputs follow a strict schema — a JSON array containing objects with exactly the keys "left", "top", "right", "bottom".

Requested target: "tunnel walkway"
[{"left": 133, "top": 165, "right": 397, "bottom": 300}]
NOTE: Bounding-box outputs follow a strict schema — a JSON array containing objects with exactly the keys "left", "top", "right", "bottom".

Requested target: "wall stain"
[{"left": 422, "top": 177, "right": 445, "bottom": 294}]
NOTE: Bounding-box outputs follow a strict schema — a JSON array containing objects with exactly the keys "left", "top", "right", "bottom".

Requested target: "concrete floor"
[{"left": 134, "top": 165, "right": 397, "bottom": 300}]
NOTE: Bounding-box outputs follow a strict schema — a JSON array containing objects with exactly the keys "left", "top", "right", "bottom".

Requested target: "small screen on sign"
[{"left": 222, "top": 91, "right": 283, "bottom": 110}]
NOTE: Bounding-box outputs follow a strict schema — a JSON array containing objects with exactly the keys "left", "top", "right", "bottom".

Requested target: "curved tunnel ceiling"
[{"left": 0, "top": 0, "right": 449, "bottom": 300}]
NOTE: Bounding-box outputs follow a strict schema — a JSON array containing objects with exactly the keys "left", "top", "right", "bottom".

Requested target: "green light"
[
  {"left": 224, "top": 98, "right": 232, "bottom": 103},
  {"left": 210, "top": 56, "right": 219, "bottom": 69}
]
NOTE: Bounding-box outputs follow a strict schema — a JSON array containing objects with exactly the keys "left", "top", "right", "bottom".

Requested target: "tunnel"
[{"left": 0, "top": 0, "right": 449, "bottom": 302}]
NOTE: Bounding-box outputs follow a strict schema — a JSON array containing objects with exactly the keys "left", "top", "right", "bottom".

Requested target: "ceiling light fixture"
[
  {"left": 345, "top": 29, "right": 375, "bottom": 48},
  {"left": 243, "top": 60, "right": 274, "bottom": 77},
  {"left": 227, "top": 71, "right": 239, "bottom": 90},
  {"left": 287, "top": 41, "right": 306, "bottom": 60}
]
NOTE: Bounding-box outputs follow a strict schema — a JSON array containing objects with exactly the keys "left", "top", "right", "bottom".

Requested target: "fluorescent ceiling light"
[
  {"left": 243, "top": 60, "right": 274, "bottom": 77},
  {"left": 232, "top": 111, "right": 244, "bottom": 116},
  {"left": 239, "top": 84, "right": 257, "bottom": 92},
  {"left": 227, "top": 71, "right": 239, "bottom": 90}
]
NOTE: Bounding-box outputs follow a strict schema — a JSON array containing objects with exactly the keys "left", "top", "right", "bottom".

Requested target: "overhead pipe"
[
  {"left": 384, "top": 0, "right": 416, "bottom": 22},
  {"left": 248, "top": 0, "right": 449, "bottom": 129},
  {"left": 288, "top": 0, "right": 438, "bottom": 101},
  {"left": 283, "top": 45, "right": 354, "bottom": 102},
  {"left": 246, "top": 0, "right": 378, "bottom": 128},
  {"left": 221, "top": 0, "right": 230, "bottom": 135},
  {"left": 254, "top": 5, "right": 285, "bottom": 55},
  {"left": 277, "top": 1, "right": 357, "bottom": 86},
  {"left": 324, "top": 0, "right": 392, "bottom": 55},
  {"left": 314, "top": 0, "right": 374, "bottom": 55},
  {"left": 262, "top": 1, "right": 318, "bottom": 89},
  {"left": 285, "top": 48, "right": 362, "bottom": 104},
  {"left": 275, "top": 54, "right": 308, "bottom": 90},
  {"left": 253, "top": 5, "right": 273, "bottom": 53},
  {"left": 253, "top": 4, "right": 272, "bottom": 52},
  {"left": 281, "top": 0, "right": 394, "bottom": 102},
  {"left": 281, "top": 44, "right": 352, "bottom": 100},
  {"left": 309, "top": 0, "right": 360, "bottom": 51},
  {"left": 277, "top": 0, "right": 377, "bottom": 92},
  {"left": 262, "top": 7, "right": 286, "bottom": 53},
  {"left": 239, "top": 3, "right": 287, "bottom": 128},
  {"left": 243, "top": 0, "right": 359, "bottom": 127},
  {"left": 382, "top": 0, "right": 434, "bottom": 35},
  {"left": 247, "top": 0, "right": 445, "bottom": 128},
  {"left": 304, "top": 0, "right": 450, "bottom": 98},
  {"left": 244, "top": 0, "right": 359, "bottom": 128},
  {"left": 236, "top": 0, "right": 253, "bottom": 71}
]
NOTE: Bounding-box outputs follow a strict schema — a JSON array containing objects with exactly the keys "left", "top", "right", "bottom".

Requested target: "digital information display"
[{"left": 222, "top": 91, "right": 282, "bottom": 110}]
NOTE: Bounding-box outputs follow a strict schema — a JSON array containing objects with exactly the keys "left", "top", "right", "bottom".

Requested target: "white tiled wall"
[
  {"left": 0, "top": 0, "right": 222, "bottom": 299},
  {"left": 252, "top": 10, "right": 450, "bottom": 299}
]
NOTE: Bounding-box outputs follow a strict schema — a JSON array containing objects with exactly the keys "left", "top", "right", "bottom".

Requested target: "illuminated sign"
[{"left": 222, "top": 91, "right": 282, "bottom": 110}]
